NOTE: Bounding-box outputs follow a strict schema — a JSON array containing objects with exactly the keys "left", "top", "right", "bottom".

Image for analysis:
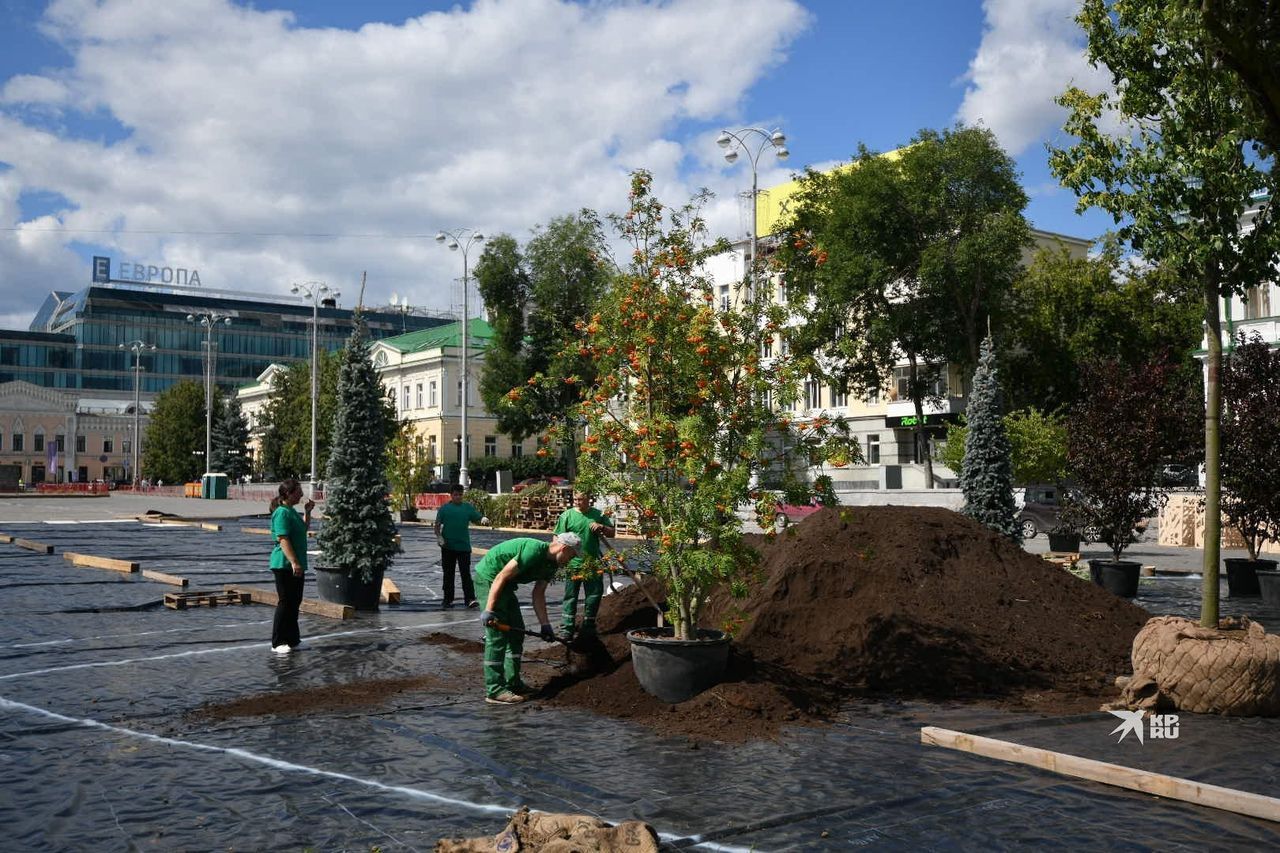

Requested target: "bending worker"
[
  {"left": 475, "top": 533, "right": 581, "bottom": 705},
  {"left": 555, "top": 490, "right": 615, "bottom": 640}
]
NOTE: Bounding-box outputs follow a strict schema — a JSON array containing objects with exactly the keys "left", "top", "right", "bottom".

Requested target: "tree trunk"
[
  {"left": 1201, "top": 277, "right": 1222, "bottom": 628},
  {"left": 908, "top": 354, "right": 936, "bottom": 489}
]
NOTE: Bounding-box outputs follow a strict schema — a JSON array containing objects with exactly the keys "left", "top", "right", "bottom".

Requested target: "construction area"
[{"left": 0, "top": 498, "right": 1278, "bottom": 850}]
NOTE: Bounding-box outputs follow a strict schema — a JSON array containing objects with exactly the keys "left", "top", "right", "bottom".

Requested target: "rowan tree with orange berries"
[{"left": 556, "top": 170, "right": 855, "bottom": 641}]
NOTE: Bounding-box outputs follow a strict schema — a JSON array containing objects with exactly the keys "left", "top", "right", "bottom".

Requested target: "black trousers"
[
  {"left": 441, "top": 548, "right": 476, "bottom": 605},
  {"left": 272, "top": 569, "right": 305, "bottom": 648}
]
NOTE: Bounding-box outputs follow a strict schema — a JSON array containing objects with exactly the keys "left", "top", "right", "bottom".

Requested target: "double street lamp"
[
  {"left": 716, "top": 126, "right": 788, "bottom": 297},
  {"left": 291, "top": 281, "right": 339, "bottom": 499},
  {"left": 119, "top": 339, "right": 156, "bottom": 487},
  {"left": 186, "top": 311, "right": 232, "bottom": 477},
  {"left": 435, "top": 228, "right": 484, "bottom": 489}
]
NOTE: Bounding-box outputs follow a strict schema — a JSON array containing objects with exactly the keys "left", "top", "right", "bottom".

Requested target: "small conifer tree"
[
  {"left": 210, "top": 395, "right": 252, "bottom": 480},
  {"left": 318, "top": 314, "right": 397, "bottom": 582},
  {"left": 961, "top": 335, "right": 1020, "bottom": 541}
]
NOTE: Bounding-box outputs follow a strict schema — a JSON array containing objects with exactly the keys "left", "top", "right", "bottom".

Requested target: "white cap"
[{"left": 554, "top": 532, "right": 582, "bottom": 554}]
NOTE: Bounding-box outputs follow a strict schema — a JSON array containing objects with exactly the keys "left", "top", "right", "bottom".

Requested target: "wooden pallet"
[
  {"left": 1043, "top": 552, "right": 1081, "bottom": 568},
  {"left": 164, "top": 590, "right": 250, "bottom": 609}
]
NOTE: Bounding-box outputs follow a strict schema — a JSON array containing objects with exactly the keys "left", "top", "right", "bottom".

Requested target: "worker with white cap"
[{"left": 473, "top": 533, "right": 581, "bottom": 705}]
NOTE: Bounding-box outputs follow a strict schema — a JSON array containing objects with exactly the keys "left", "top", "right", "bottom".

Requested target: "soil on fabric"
[
  {"left": 531, "top": 506, "right": 1149, "bottom": 739},
  {"left": 189, "top": 675, "right": 447, "bottom": 721}
]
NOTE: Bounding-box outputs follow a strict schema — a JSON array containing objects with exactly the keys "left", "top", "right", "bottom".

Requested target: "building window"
[
  {"left": 484, "top": 436, "right": 497, "bottom": 457},
  {"left": 416, "top": 383, "right": 423, "bottom": 409},
  {"left": 761, "top": 388, "right": 773, "bottom": 411},
  {"left": 122, "top": 439, "right": 132, "bottom": 455},
  {"left": 12, "top": 433, "right": 23, "bottom": 452},
  {"left": 512, "top": 443, "right": 523, "bottom": 458},
  {"left": 427, "top": 435, "right": 438, "bottom": 460},
  {"left": 402, "top": 386, "right": 410, "bottom": 412},
  {"left": 830, "top": 386, "right": 848, "bottom": 408},
  {"left": 76, "top": 435, "right": 86, "bottom": 453},
  {"left": 804, "top": 379, "right": 821, "bottom": 410},
  {"left": 865, "top": 386, "right": 880, "bottom": 405},
  {"left": 762, "top": 338, "right": 772, "bottom": 359},
  {"left": 429, "top": 381, "right": 438, "bottom": 408},
  {"left": 866, "top": 434, "right": 881, "bottom": 465},
  {"left": 1244, "top": 285, "right": 1272, "bottom": 320},
  {"left": 56, "top": 434, "right": 65, "bottom": 452},
  {"left": 34, "top": 432, "right": 44, "bottom": 453},
  {"left": 457, "top": 381, "right": 463, "bottom": 406},
  {"left": 894, "top": 366, "right": 948, "bottom": 400},
  {"left": 719, "top": 284, "right": 730, "bottom": 312},
  {"left": 0, "top": 430, "right": 4, "bottom": 451},
  {"left": 103, "top": 437, "right": 114, "bottom": 454}
]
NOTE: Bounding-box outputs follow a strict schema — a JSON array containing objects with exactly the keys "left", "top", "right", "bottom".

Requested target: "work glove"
[
  {"left": 480, "top": 516, "right": 491, "bottom": 526},
  {"left": 480, "top": 610, "right": 496, "bottom": 628},
  {"left": 436, "top": 535, "right": 446, "bottom": 549},
  {"left": 540, "top": 624, "right": 556, "bottom": 643}
]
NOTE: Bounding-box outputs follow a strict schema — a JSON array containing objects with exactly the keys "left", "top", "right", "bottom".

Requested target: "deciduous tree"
[{"left": 143, "top": 380, "right": 213, "bottom": 484}]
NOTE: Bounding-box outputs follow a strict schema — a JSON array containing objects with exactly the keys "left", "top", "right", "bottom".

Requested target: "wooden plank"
[
  {"left": 224, "top": 585, "right": 354, "bottom": 620},
  {"left": 0, "top": 533, "right": 13, "bottom": 544},
  {"left": 920, "top": 726, "right": 1280, "bottom": 824},
  {"left": 142, "top": 569, "right": 189, "bottom": 587},
  {"left": 200, "top": 522, "right": 223, "bottom": 532},
  {"left": 380, "top": 577, "right": 401, "bottom": 605},
  {"left": 63, "top": 552, "right": 139, "bottom": 573},
  {"left": 241, "top": 526, "right": 272, "bottom": 535},
  {"left": 14, "top": 538, "right": 54, "bottom": 555}
]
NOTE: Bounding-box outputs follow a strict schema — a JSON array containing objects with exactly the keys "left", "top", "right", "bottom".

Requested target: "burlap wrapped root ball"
[
  {"left": 435, "top": 806, "right": 659, "bottom": 853},
  {"left": 1118, "top": 615, "right": 1280, "bottom": 715}
]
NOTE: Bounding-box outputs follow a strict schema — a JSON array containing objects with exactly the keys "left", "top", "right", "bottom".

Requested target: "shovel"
[{"left": 487, "top": 619, "right": 570, "bottom": 645}]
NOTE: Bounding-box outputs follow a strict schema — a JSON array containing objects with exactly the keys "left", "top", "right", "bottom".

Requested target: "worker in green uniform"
[
  {"left": 433, "top": 484, "right": 490, "bottom": 609},
  {"left": 555, "top": 491, "right": 615, "bottom": 640},
  {"left": 475, "top": 532, "right": 581, "bottom": 705}
]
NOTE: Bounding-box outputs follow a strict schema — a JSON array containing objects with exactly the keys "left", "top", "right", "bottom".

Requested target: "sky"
[{"left": 0, "top": 0, "right": 1117, "bottom": 330}]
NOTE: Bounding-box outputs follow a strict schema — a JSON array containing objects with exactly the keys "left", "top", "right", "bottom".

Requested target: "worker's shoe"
[
  {"left": 465, "top": 600, "right": 479, "bottom": 609},
  {"left": 485, "top": 690, "right": 526, "bottom": 705},
  {"left": 271, "top": 645, "right": 291, "bottom": 655},
  {"left": 511, "top": 682, "right": 538, "bottom": 697}
]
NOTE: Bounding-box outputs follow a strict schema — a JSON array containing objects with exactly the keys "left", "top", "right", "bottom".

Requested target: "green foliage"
[
  {"left": 210, "top": 395, "right": 252, "bottom": 480},
  {"left": 387, "top": 419, "right": 434, "bottom": 512},
  {"left": 940, "top": 408, "right": 1069, "bottom": 488},
  {"left": 258, "top": 351, "right": 341, "bottom": 480},
  {"left": 463, "top": 453, "right": 567, "bottom": 482},
  {"left": 570, "top": 171, "right": 855, "bottom": 640},
  {"left": 960, "top": 337, "right": 1020, "bottom": 541},
  {"left": 1221, "top": 333, "right": 1280, "bottom": 559},
  {"left": 317, "top": 316, "right": 398, "bottom": 582},
  {"left": 143, "top": 380, "right": 215, "bottom": 484},
  {"left": 775, "top": 125, "right": 1029, "bottom": 489},
  {"left": 813, "top": 475, "right": 838, "bottom": 506}
]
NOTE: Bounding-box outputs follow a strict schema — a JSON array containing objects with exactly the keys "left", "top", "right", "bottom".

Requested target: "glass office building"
[{"left": 18, "top": 257, "right": 449, "bottom": 394}]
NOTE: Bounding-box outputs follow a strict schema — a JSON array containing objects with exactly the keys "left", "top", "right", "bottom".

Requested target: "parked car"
[
  {"left": 1016, "top": 484, "right": 1104, "bottom": 542},
  {"left": 776, "top": 497, "right": 827, "bottom": 528},
  {"left": 511, "top": 476, "right": 568, "bottom": 493}
]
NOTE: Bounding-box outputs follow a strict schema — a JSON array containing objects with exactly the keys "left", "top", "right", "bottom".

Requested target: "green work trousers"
[
  {"left": 561, "top": 574, "right": 603, "bottom": 636},
  {"left": 473, "top": 577, "right": 526, "bottom": 698}
]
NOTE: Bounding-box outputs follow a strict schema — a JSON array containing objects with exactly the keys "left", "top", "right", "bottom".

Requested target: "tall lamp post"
[
  {"left": 291, "top": 281, "right": 338, "bottom": 499},
  {"left": 119, "top": 339, "right": 156, "bottom": 488},
  {"left": 715, "top": 126, "right": 788, "bottom": 298},
  {"left": 186, "top": 311, "right": 232, "bottom": 478},
  {"left": 435, "top": 228, "right": 484, "bottom": 488}
]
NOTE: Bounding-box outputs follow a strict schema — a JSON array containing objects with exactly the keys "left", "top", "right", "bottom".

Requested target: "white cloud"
[
  {"left": 1, "top": 0, "right": 809, "bottom": 324},
  {"left": 956, "top": 0, "right": 1111, "bottom": 155}
]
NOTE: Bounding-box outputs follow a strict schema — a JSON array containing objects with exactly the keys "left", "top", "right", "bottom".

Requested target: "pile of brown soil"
[
  {"left": 190, "top": 675, "right": 446, "bottom": 722},
  {"left": 538, "top": 506, "right": 1148, "bottom": 739}
]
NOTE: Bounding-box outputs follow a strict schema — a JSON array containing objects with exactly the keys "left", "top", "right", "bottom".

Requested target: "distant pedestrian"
[
  {"left": 555, "top": 490, "right": 615, "bottom": 639},
  {"left": 433, "top": 484, "right": 490, "bottom": 609},
  {"left": 475, "top": 533, "right": 580, "bottom": 704},
  {"left": 268, "top": 478, "right": 314, "bottom": 654}
]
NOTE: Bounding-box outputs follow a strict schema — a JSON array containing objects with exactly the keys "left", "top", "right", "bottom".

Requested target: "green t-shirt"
[
  {"left": 553, "top": 506, "right": 612, "bottom": 573},
  {"left": 436, "top": 501, "right": 483, "bottom": 550},
  {"left": 269, "top": 505, "right": 308, "bottom": 570},
  {"left": 473, "top": 538, "right": 557, "bottom": 586}
]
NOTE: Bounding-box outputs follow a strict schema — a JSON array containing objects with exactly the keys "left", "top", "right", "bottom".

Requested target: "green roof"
[{"left": 379, "top": 318, "right": 493, "bottom": 354}]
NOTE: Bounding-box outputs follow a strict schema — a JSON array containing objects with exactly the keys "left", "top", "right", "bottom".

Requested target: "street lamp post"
[
  {"left": 434, "top": 228, "right": 485, "bottom": 489},
  {"left": 186, "top": 311, "right": 232, "bottom": 478},
  {"left": 715, "top": 126, "right": 789, "bottom": 299},
  {"left": 291, "top": 282, "right": 338, "bottom": 499},
  {"left": 119, "top": 339, "right": 156, "bottom": 488}
]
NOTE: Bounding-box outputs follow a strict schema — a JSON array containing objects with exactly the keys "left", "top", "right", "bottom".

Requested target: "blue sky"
[{"left": 0, "top": 0, "right": 1113, "bottom": 328}]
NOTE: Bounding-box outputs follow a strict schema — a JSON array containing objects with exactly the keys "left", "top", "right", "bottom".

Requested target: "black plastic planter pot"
[
  {"left": 1047, "top": 532, "right": 1081, "bottom": 552},
  {"left": 1224, "top": 558, "right": 1274, "bottom": 598},
  {"left": 313, "top": 565, "right": 385, "bottom": 611},
  {"left": 627, "top": 628, "right": 730, "bottom": 704},
  {"left": 1258, "top": 570, "right": 1280, "bottom": 608},
  {"left": 1088, "top": 559, "right": 1141, "bottom": 598}
]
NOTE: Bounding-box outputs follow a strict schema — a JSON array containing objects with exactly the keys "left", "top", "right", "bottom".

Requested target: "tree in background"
[
  {"left": 478, "top": 212, "right": 615, "bottom": 478},
  {"left": 1003, "top": 243, "right": 1204, "bottom": 413},
  {"left": 258, "top": 351, "right": 340, "bottom": 480},
  {"left": 143, "top": 380, "right": 212, "bottom": 484},
  {"left": 940, "top": 408, "right": 1068, "bottom": 489},
  {"left": 1051, "top": 0, "right": 1280, "bottom": 625},
  {"left": 210, "top": 395, "right": 252, "bottom": 480},
  {"left": 387, "top": 418, "right": 434, "bottom": 522},
  {"left": 776, "top": 125, "right": 1028, "bottom": 488},
  {"left": 317, "top": 316, "right": 397, "bottom": 584},
  {"left": 1191, "top": 0, "right": 1280, "bottom": 152},
  {"left": 960, "top": 337, "right": 1019, "bottom": 541},
  {"left": 1220, "top": 332, "right": 1280, "bottom": 560}
]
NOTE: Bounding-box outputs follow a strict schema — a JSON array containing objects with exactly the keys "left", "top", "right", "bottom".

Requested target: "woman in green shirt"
[{"left": 269, "top": 478, "right": 314, "bottom": 654}]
